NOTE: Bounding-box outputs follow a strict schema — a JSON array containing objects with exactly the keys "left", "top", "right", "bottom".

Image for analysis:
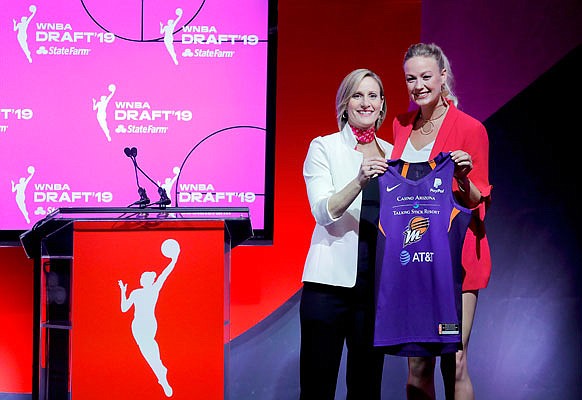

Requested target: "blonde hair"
[
  {"left": 335, "top": 68, "right": 387, "bottom": 131},
  {"left": 404, "top": 43, "right": 458, "bottom": 106}
]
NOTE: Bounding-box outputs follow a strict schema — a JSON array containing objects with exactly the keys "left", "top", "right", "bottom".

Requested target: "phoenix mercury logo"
[{"left": 403, "top": 216, "right": 429, "bottom": 246}]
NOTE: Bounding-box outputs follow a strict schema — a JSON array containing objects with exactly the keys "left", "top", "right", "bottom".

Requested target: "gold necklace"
[{"left": 418, "top": 106, "right": 447, "bottom": 135}]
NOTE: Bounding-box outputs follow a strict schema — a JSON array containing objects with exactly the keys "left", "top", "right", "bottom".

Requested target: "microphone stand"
[
  {"left": 125, "top": 147, "right": 150, "bottom": 208},
  {"left": 124, "top": 147, "right": 172, "bottom": 209},
  {"left": 134, "top": 163, "right": 171, "bottom": 209}
]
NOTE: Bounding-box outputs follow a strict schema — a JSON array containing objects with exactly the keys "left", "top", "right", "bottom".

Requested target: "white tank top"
[{"left": 400, "top": 138, "right": 434, "bottom": 162}]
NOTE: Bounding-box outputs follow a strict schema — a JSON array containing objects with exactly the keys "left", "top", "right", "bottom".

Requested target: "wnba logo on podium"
[{"left": 118, "top": 238, "right": 181, "bottom": 397}]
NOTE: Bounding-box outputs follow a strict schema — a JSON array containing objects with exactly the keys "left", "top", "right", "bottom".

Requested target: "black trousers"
[{"left": 299, "top": 282, "right": 384, "bottom": 400}]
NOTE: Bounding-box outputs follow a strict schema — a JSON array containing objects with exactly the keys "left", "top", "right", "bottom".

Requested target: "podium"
[{"left": 20, "top": 207, "right": 252, "bottom": 400}]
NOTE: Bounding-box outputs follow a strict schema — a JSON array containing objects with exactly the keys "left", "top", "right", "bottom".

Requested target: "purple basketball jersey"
[{"left": 374, "top": 152, "right": 471, "bottom": 356}]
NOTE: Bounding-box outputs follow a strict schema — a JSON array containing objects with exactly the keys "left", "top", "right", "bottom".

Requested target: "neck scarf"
[{"left": 351, "top": 125, "right": 376, "bottom": 144}]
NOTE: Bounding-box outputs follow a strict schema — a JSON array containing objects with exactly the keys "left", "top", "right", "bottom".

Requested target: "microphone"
[
  {"left": 153, "top": 186, "right": 172, "bottom": 207},
  {"left": 123, "top": 146, "right": 171, "bottom": 209},
  {"left": 124, "top": 147, "right": 150, "bottom": 208}
]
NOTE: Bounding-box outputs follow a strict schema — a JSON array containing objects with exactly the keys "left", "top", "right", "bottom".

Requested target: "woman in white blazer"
[{"left": 300, "top": 69, "right": 394, "bottom": 400}]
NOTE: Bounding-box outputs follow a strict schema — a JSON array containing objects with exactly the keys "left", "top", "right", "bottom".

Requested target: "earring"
[{"left": 342, "top": 111, "right": 348, "bottom": 119}]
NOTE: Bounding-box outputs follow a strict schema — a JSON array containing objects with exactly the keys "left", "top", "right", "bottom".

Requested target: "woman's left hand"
[{"left": 450, "top": 150, "right": 472, "bottom": 180}]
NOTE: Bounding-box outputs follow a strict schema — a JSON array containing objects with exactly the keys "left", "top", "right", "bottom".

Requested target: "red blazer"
[{"left": 392, "top": 100, "right": 492, "bottom": 290}]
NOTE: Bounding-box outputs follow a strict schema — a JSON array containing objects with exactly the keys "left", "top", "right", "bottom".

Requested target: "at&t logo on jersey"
[
  {"left": 399, "top": 250, "right": 435, "bottom": 266},
  {"left": 400, "top": 250, "right": 411, "bottom": 265}
]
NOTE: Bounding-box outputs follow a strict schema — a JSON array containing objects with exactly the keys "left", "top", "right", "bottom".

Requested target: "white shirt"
[
  {"left": 302, "top": 124, "right": 393, "bottom": 287},
  {"left": 400, "top": 138, "right": 434, "bottom": 162}
]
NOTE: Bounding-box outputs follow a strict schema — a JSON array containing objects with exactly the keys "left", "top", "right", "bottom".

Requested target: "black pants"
[{"left": 299, "top": 282, "right": 384, "bottom": 400}]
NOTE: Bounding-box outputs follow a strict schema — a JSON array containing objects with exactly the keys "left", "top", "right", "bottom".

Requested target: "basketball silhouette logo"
[{"left": 161, "top": 238, "right": 180, "bottom": 258}]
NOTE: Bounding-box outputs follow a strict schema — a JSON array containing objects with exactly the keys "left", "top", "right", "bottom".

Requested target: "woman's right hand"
[{"left": 358, "top": 156, "right": 388, "bottom": 186}]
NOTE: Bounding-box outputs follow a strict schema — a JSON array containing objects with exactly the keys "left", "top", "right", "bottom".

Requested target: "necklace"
[{"left": 418, "top": 106, "right": 447, "bottom": 135}]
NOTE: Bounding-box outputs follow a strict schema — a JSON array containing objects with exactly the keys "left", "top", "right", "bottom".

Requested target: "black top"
[{"left": 355, "top": 177, "right": 380, "bottom": 295}]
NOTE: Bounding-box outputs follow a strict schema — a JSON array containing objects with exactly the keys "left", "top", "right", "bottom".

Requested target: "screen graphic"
[{"left": 0, "top": 0, "right": 275, "bottom": 241}]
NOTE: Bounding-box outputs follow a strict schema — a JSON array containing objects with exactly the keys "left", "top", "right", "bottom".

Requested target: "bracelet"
[{"left": 456, "top": 177, "right": 469, "bottom": 193}]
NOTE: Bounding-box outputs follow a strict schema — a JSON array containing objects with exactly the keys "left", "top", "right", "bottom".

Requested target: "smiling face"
[
  {"left": 404, "top": 55, "right": 447, "bottom": 108},
  {"left": 346, "top": 76, "right": 383, "bottom": 130}
]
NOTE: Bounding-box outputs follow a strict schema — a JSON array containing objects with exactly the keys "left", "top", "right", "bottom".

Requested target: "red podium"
[{"left": 20, "top": 207, "right": 252, "bottom": 400}]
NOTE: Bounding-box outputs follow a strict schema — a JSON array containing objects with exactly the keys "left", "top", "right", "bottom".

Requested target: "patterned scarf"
[{"left": 351, "top": 125, "right": 375, "bottom": 144}]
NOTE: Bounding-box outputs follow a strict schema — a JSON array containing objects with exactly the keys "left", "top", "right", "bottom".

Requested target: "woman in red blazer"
[{"left": 391, "top": 43, "right": 492, "bottom": 400}]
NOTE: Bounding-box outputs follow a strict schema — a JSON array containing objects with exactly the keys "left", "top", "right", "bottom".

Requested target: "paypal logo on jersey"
[{"left": 430, "top": 176, "right": 445, "bottom": 194}]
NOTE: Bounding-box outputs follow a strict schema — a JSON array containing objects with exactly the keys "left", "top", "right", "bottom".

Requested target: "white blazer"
[{"left": 302, "top": 124, "right": 394, "bottom": 287}]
